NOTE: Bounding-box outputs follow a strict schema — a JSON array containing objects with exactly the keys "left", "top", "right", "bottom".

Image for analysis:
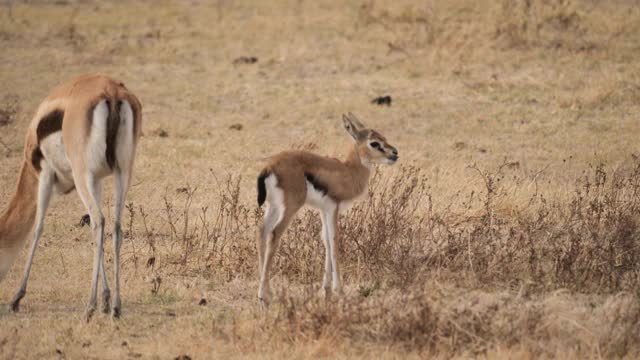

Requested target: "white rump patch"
[
  {"left": 40, "top": 132, "right": 74, "bottom": 192},
  {"left": 86, "top": 99, "right": 109, "bottom": 175},
  {"left": 265, "top": 174, "right": 285, "bottom": 225},
  {"left": 115, "top": 100, "right": 135, "bottom": 170}
]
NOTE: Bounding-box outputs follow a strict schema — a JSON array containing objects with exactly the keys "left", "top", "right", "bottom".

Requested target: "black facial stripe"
[{"left": 372, "top": 143, "right": 386, "bottom": 153}]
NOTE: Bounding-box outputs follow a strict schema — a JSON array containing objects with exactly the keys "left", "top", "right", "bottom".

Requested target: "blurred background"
[{"left": 1, "top": 1, "right": 640, "bottom": 358}]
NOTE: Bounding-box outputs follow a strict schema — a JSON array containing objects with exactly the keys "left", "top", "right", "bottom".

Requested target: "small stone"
[{"left": 371, "top": 95, "right": 392, "bottom": 106}]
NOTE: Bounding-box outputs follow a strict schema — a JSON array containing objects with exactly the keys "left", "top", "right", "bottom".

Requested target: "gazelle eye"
[{"left": 370, "top": 142, "right": 382, "bottom": 151}]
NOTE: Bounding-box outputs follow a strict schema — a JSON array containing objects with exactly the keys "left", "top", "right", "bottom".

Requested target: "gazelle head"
[{"left": 342, "top": 112, "right": 399, "bottom": 166}]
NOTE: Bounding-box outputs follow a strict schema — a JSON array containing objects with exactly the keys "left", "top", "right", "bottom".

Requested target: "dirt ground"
[{"left": 1, "top": 0, "right": 640, "bottom": 358}]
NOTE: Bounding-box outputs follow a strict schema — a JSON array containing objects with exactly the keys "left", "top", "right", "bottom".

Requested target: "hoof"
[
  {"left": 79, "top": 214, "right": 91, "bottom": 227},
  {"left": 324, "top": 287, "right": 332, "bottom": 301},
  {"left": 85, "top": 307, "right": 96, "bottom": 322},
  {"left": 101, "top": 303, "right": 111, "bottom": 314},
  {"left": 101, "top": 290, "right": 111, "bottom": 314},
  {"left": 9, "top": 301, "right": 20, "bottom": 313},
  {"left": 257, "top": 286, "right": 272, "bottom": 309},
  {"left": 9, "top": 289, "right": 25, "bottom": 313},
  {"left": 258, "top": 296, "right": 270, "bottom": 309},
  {"left": 112, "top": 306, "right": 121, "bottom": 319}
]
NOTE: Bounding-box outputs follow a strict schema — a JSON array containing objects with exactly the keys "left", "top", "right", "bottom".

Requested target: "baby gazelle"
[{"left": 255, "top": 113, "right": 398, "bottom": 305}]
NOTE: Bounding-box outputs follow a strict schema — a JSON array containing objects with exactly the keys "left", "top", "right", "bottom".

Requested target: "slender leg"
[
  {"left": 320, "top": 210, "right": 332, "bottom": 300},
  {"left": 111, "top": 98, "right": 136, "bottom": 318},
  {"left": 327, "top": 206, "right": 343, "bottom": 295},
  {"left": 91, "top": 183, "right": 111, "bottom": 315},
  {"left": 75, "top": 175, "right": 105, "bottom": 321},
  {"left": 258, "top": 209, "right": 295, "bottom": 307},
  {"left": 100, "top": 261, "right": 110, "bottom": 314},
  {"left": 111, "top": 168, "right": 129, "bottom": 318},
  {"left": 256, "top": 227, "right": 266, "bottom": 279},
  {"left": 9, "top": 165, "right": 55, "bottom": 312},
  {"left": 257, "top": 204, "right": 280, "bottom": 281}
]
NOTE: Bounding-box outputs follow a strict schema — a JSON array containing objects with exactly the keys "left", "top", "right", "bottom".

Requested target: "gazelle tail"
[{"left": 0, "top": 161, "right": 38, "bottom": 282}]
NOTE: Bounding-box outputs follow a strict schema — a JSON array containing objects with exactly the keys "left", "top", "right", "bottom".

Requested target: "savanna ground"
[{"left": 1, "top": 0, "right": 640, "bottom": 358}]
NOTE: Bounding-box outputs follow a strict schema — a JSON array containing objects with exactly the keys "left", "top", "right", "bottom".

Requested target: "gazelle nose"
[
  {"left": 389, "top": 154, "right": 398, "bottom": 162},
  {"left": 391, "top": 149, "right": 398, "bottom": 156}
]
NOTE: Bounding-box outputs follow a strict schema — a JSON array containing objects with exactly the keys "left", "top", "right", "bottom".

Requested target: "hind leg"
[
  {"left": 90, "top": 183, "right": 111, "bottom": 315},
  {"left": 257, "top": 205, "right": 286, "bottom": 307},
  {"left": 97, "top": 180, "right": 110, "bottom": 314},
  {"left": 74, "top": 174, "right": 106, "bottom": 321},
  {"left": 110, "top": 98, "right": 136, "bottom": 318},
  {"left": 9, "top": 164, "right": 55, "bottom": 312},
  {"left": 257, "top": 204, "right": 281, "bottom": 280},
  {"left": 258, "top": 204, "right": 301, "bottom": 307},
  {"left": 77, "top": 209, "right": 110, "bottom": 314},
  {"left": 100, "top": 261, "right": 110, "bottom": 314},
  {"left": 110, "top": 167, "right": 130, "bottom": 318}
]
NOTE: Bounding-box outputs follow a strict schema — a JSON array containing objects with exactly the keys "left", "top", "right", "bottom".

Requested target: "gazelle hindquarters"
[{"left": 1, "top": 74, "right": 142, "bottom": 320}]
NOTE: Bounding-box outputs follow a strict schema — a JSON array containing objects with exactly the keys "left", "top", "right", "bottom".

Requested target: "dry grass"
[{"left": 1, "top": 0, "right": 640, "bottom": 358}]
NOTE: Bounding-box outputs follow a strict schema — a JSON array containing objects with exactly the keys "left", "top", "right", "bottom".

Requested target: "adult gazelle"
[{"left": 0, "top": 74, "right": 142, "bottom": 320}]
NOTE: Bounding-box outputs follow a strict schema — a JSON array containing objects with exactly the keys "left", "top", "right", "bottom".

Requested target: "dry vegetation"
[{"left": 1, "top": 0, "right": 640, "bottom": 358}]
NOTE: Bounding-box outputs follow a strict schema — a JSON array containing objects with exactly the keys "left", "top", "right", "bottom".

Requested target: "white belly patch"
[
  {"left": 305, "top": 181, "right": 338, "bottom": 213},
  {"left": 40, "top": 132, "right": 74, "bottom": 191}
]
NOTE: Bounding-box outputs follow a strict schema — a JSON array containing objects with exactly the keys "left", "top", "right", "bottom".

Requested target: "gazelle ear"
[
  {"left": 346, "top": 112, "right": 365, "bottom": 130},
  {"left": 342, "top": 113, "right": 366, "bottom": 141}
]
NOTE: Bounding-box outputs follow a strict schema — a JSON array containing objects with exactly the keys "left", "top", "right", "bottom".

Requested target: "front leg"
[
  {"left": 320, "top": 211, "right": 333, "bottom": 300},
  {"left": 86, "top": 213, "right": 105, "bottom": 321},
  {"left": 10, "top": 165, "right": 55, "bottom": 312},
  {"left": 327, "top": 204, "right": 343, "bottom": 296}
]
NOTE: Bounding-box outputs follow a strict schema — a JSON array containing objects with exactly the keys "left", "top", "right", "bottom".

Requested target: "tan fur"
[
  {"left": 53, "top": 75, "right": 142, "bottom": 176},
  {"left": 264, "top": 148, "right": 370, "bottom": 204},
  {"left": 0, "top": 163, "right": 39, "bottom": 281},
  {"left": 25, "top": 74, "right": 142, "bottom": 171},
  {"left": 261, "top": 116, "right": 397, "bottom": 205},
  {"left": 256, "top": 113, "right": 398, "bottom": 305},
  {"left": 0, "top": 74, "right": 141, "bottom": 281},
  {"left": 0, "top": 74, "right": 142, "bottom": 319}
]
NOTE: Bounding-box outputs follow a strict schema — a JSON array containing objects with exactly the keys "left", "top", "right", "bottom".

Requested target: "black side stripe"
[
  {"left": 304, "top": 172, "right": 329, "bottom": 196},
  {"left": 36, "top": 109, "right": 64, "bottom": 141},
  {"left": 31, "top": 109, "right": 64, "bottom": 171}
]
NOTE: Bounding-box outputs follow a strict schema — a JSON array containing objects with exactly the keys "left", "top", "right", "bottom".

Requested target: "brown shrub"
[
  {"left": 128, "top": 157, "right": 640, "bottom": 295},
  {"left": 257, "top": 284, "right": 640, "bottom": 357}
]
